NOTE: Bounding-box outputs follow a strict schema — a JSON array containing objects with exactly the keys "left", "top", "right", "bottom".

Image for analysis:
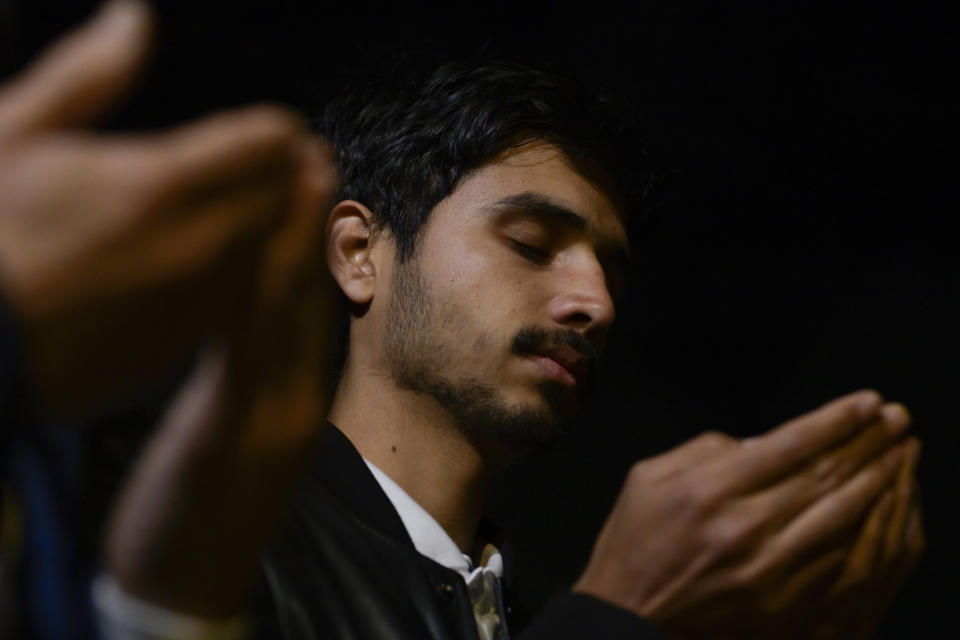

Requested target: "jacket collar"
[
  {"left": 308, "top": 421, "right": 515, "bottom": 586},
  {"left": 306, "top": 421, "right": 416, "bottom": 549}
]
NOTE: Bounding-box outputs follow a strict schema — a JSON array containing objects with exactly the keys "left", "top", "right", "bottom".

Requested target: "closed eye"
[{"left": 511, "top": 239, "right": 552, "bottom": 264}]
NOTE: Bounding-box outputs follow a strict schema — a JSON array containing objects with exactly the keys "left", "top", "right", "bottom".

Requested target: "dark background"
[{"left": 4, "top": 1, "right": 957, "bottom": 637}]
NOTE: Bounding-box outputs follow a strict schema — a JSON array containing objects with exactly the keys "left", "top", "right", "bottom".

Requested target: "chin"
[
  {"left": 393, "top": 361, "right": 574, "bottom": 454},
  {"left": 460, "top": 383, "right": 577, "bottom": 456}
]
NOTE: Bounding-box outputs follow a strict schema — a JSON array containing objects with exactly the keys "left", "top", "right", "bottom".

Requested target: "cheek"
[
  {"left": 425, "top": 259, "right": 513, "bottom": 362},
  {"left": 474, "top": 332, "right": 495, "bottom": 351},
  {"left": 425, "top": 237, "right": 498, "bottom": 312},
  {"left": 419, "top": 229, "right": 545, "bottom": 358}
]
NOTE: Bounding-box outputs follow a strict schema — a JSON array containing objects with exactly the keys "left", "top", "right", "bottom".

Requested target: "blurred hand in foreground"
[
  {"left": 104, "top": 135, "right": 338, "bottom": 619},
  {"left": 0, "top": 0, "right": 309, "bottom": 419}
]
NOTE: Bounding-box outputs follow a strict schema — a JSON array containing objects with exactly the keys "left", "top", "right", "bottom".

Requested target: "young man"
[{"left": 252, "top": 60, "right": 922, "bottom": 639}]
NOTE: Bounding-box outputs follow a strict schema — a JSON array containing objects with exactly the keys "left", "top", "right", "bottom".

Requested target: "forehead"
[{"left": 428, "top": 141, "right": 628, "bottom": 247}]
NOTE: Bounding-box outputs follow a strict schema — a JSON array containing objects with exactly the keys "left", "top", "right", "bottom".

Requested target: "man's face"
[{"left": 382, "top": 141, "right": 628, "bottom": 452}]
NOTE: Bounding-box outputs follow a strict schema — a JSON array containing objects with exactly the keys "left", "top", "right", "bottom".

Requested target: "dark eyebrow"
[
  {"left": 491, "top": 192, "right": 588, "bottom": 233},
  {"left": 490, "top": 191, "right": 631, "bottom": 272}
]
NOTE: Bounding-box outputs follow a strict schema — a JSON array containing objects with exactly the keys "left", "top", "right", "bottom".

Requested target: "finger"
[
  {"left": 765, "top": 442, "right": 903, "bottom": 571},
  {"left": 0, "top": 1, "right": 153, "bottom": 136},
  {"left": 105, "top": 346, "right": 229, "bottom": 573},
  {"left": 761, "top": 547, "right": 847, "bottom": 616},
  {"left": 673, "top": 547, "right": 848, "bottom": 636},
  {"left": 637, "top": 430, "right": 739, "bottom": 483},
  {"left": 229, "top": 140, "right": 336, "bottom": 373},
  {"left": 826, "top": 478, "right": 918, "bottom": 640},
  {"left": 128, "top": 170, "right": 294, "bottom": 288},
  {"left": 279, "top": 137, "right": 339, "bottom": 373},
  {"left": 213, "top": 138, "right": 340, "bottom": 450},
  {"left": 832, "top": 490, "right": 895, "bottom": 593},
  {"left": 855, "top": 498, "right": 923, "bottom": 636},
  {"left": 898, "top": 501, "right": 925, "bottom": 579},
  {"left": 905, "top": 501, "right": 925, "bottom": 560},
  {"left": 256, "top": 137, "right": 339, "bottom": 306},
  {"left": 743, "top": 404, "right": 909, "bottom": 523},
  {"left": 149, "top": 106, "right": 304, "bottom": 201},
  {"left": 298, "top": 136, "right": 340, "bottom": 232},
  {"left": 882, "top": 438, "right": 921, "bottom": 565},
  {"left": 855, "top": 496, "right": 925, "bottom": 640},
  {"left": 720, "top": 390, "right": 884, "bottom": 491}
]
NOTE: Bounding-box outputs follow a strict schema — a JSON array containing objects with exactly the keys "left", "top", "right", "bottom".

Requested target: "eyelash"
[
  {"left": 509, "top": 239, "right": 624, "bottom": 299},
  {"left": 511, "top": 240, "right": 551, "bottom": 264}
]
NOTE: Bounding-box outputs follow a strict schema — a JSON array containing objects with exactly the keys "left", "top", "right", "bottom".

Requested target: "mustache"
[{"left": 510, "top": 326, "right": 601, "bottom": 366}]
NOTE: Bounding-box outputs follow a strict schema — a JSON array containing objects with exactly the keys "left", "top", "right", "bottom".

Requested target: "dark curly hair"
[{"left": 317, "top": 57, "right": 662, "bottom": 262}]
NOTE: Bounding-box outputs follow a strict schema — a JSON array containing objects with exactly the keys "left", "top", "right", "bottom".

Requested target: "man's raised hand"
[
  {"left": 104, "top": 137, "right": 338, "bottom": 619},
  {"left": 573, "top": 390, "right": 922, "bottom": 638},
  {"left": 0, "top": 0, "right": 308, "bottom": 418}
]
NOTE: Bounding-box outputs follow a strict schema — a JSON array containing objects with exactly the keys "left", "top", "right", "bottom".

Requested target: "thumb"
[{"left": 0, "top": 0, "right": 153, "bottom": 137}]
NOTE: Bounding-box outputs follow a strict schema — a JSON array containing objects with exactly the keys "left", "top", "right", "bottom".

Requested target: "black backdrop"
[{"left": 4, "top": 1, "right": 957, "bottom": 637}]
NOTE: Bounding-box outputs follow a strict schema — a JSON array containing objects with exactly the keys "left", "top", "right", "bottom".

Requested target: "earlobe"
[{"left": 326, "top": 200, "right": 378, "bottom": 305}]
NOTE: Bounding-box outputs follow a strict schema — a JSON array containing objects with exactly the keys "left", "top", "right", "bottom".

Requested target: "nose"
[{"left": 548, "top": 257, "right": 616, "bottom": 345}]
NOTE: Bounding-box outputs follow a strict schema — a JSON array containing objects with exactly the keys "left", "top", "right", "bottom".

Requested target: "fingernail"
[
  {"left": 881, "top": 403, "right": 911, "bottom": 434},
  {"left": 95, "top": 0, "right": 148, "bottom": 34},
  {"left": 855, "top": 390, "right": 883, "bottom": 418}
]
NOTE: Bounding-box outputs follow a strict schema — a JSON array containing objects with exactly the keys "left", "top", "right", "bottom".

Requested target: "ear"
[{"left": 326, "top": 200, "right": 379, "bottom": 305}]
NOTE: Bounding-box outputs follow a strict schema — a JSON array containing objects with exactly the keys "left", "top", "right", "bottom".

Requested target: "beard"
[{"left": 383, "top": 256, "right": 594, "bottom": 452}]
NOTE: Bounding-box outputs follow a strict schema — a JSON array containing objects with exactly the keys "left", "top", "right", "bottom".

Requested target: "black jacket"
[{"left": 257, "top": 423, "right": 661, "bottom": 639}]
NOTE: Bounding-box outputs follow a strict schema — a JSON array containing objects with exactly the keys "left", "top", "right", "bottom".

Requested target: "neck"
[{"left": 329, "top": 356, "right": 493, "bottom": 553}]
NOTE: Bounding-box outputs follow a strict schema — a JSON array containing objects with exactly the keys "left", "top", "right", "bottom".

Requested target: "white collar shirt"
[{"left": 364, "top": 459, "right": 508, "bottom": 640}]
